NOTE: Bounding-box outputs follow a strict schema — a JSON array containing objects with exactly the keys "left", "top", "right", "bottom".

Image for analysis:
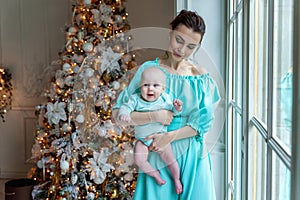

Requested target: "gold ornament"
[
  {"left": 103, "top": 73, "right": 111, "bottom": 83},
  {"left": 111, "top": 188, "right": 119, "bottom": 199},
  {"left": 120, "top": 82, "right": 128, "bottom": 90},
  {"left": 101, "top": 28, "right": 109, "bottom": 38}
]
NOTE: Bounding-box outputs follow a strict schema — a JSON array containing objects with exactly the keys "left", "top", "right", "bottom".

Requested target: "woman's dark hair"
[{"left": 170, "top": 10, "right": 206, "bottom": 43}]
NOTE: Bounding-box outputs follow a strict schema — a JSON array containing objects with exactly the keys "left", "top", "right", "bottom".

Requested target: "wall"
[
  {"left": 188, "top": 1, "right": 227, "bottom": 199},
  {"left": 0, "top": 0, "right": 71, "bottom": 178},
  {"left": 126, "top": 0, "right": 175, "bottom": 64}
]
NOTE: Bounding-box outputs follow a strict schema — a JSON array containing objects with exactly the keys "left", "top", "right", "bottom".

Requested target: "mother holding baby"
[{"left": 113, "top": 10, "right": 221, "bottom": 200}]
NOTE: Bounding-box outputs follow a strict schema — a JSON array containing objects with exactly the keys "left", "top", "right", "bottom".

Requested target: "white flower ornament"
[
  {"left": 98, "top": 47, "right": 121, "bottom": 73},
  {"left": 87, "top": 148, "right": 114, "bottom": 184},
  {"left": 45, "top": 101, "right": 67, "bottom": 125}
]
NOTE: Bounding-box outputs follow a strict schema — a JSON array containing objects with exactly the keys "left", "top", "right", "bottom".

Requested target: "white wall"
[
  {"left": 191, "top": 0, "right": 226, "bottom": 77},
  {"left": 0, "top": 0, "right": 71, "bottom": 178},
  {"left": 126, "top": 0, "right": 175, "bottom": 64},
  {"left": 127, "top": 0, "right": 174, "bottom": 29}
]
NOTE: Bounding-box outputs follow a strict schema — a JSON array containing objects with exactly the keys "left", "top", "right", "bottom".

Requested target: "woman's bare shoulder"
[{"left": 191, "top": 65, "right": 208, "bottom": 75}]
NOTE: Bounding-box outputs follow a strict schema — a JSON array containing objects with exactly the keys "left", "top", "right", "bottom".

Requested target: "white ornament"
[
  {"left": 67, "top": 102, "right": 74, "bottom": 112},
  {"left": 67, "top": 45, "right": 73, "bottom": 52},
  {"left": 56, "top": 78, "right": 65, "bottom": 88},
  {"left": 60, "top": 160, "right": 69, "bottom": 170},
  {"left": 65, "top": 76, "right": 74, "bottom": 86},
  {"left": 76, "top": 114, "right": 85, "bottom": 123},
  {"left": 87, "top": 192, "right": 95, "bottom": 200},
  {"left": 124, "top": 173, "right": 133, "bottom": 181},
  {"left": 73, "top": 65, "right": 80, "bottom": 73},
  {"left": 107, "top": 90, "right": 113, "bottom": 97},
  {"left": 83, "top": 0, "right": 91, "bottom": 4},
  {"left": 112, "top": 81, "right": 120, "bottom": 90},
  {"left": 37, "top": 160, "right": 43, "bottom": 169},
  {"left": 77, "top": 31, "right": 84, "bottom": 41},
  {"left": 82, "top": 43, "right": 94, "bottom": 53},
  {"left": 63, "top": 63, "right": 71, "bottom": 72},
  {"left": 71, "top": 174, "right": 78, "bottom": 184},
  {"left": 104, "top": 120, "right": 113, "bottom": 129},
  {"left": 93, "top": 177, "right": 103, "bottom": 184},
  {"left": 84, "top": 68, "right": 94, "bottom": 78},
  {"left": 88, "top": 77, "right": 98, "bottom": 88},
  {"left": 62, "top": 123, "right": 72, "bottom": 132},
  {"left": 68, "top": 27, "right": 77, "bottom": 35},
  {"left": 74, "top": 54, "right": 84, "bottom": 63},
  {"left": 114, "top": 15, "right": 123, "bottom": 24},
  {"left": 93, "top": 124, "right": 106, "bottom": 137},
  {"left": 95, "top": 99, "right": 102, "bottom": 107}
]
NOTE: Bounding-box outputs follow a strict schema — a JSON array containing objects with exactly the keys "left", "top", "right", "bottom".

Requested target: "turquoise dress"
[{"left": 114, "top": 59, "right": 220, "bottom": 200}]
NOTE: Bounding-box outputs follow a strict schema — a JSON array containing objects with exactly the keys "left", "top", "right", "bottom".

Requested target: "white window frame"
[
  {"left": 227, "top": 0, "right": 299, "bottom": 200},
  {"left": 291, "top": 1, "right": 300, "bottom": 199}
]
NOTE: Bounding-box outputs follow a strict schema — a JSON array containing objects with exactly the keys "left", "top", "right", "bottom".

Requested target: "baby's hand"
[
  {"left": 119, "top": 114, "right": 131, "bottom": 123},
  {"left": 173, "top": 99, "right": 183, "bottom": 112}
]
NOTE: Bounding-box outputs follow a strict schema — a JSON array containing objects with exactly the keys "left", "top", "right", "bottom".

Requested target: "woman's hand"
[
  {"left": 146, "top": 132, "right": 174, "bottom": 153},
  {"left": 147, "top": 126, "right": 198, "bottom": 152},
  {"left": 153, "top": 110, "right": 174, "bottom": 125}
]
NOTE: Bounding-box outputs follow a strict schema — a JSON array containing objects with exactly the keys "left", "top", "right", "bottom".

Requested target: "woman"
[{"left": 113, "top": 10, "right": 220, "bottom": 200}]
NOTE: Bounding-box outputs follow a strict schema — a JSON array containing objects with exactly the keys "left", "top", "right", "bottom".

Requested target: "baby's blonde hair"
[{"left": 140, "top": 67, "right": 166, "bottom": 88}]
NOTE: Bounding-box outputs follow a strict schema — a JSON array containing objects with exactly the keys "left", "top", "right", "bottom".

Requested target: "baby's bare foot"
[
  {"left": 150, "top": 171, "right": 166, "bottom": 185},
  {"left": 155, "top": 177, "right": 166, "bottom": 185},
  {"left": 174, "top": 179, "right": 183, "bottom": 194}
]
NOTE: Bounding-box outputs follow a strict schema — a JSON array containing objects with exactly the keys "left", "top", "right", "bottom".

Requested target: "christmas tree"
[{"left": 29, "top": 0, "right": 138, "bottom": 199}]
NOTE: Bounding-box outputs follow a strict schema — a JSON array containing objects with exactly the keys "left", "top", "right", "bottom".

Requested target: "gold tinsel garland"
[{"left": 0, "top": 66, "right": 13, "bottom": 122}]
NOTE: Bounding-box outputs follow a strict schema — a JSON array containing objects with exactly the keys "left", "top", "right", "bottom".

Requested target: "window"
[
  {"left": 227, "top": 0, "right": 295, "bottom": 200},
  {"left": 176, "top": 1, "right": 300, "bottom": 199},
  {"left": 226, "top": 1, "right": 244, "bottom": 199}
]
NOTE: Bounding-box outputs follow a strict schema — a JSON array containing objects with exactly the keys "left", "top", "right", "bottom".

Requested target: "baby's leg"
[
  {"left": 134, "top": 140, "right": 166, "bottom": 185},
  {"left": 159, "top": 144, "right": 183, "bottom": 194}
]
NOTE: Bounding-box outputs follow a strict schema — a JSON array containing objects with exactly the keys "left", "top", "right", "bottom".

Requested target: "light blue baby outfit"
[
  {"left": 118, "top": 92, "right": 180, "bottom": 146},
  {"left": 114, "top": 58, "right": 220, "bottom": 200}
]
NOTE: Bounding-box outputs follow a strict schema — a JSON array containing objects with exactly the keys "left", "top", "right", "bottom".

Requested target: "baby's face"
[
  {"left": 140, "top": 67, "right": 165, "bottom": 102},
  {"left": 140, "top": 82, "right": 164, "bottom": 102}
]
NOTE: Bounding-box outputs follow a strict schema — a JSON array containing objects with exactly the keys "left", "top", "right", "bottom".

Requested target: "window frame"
[
  {"left": 227, "top": 0, "right": 297, "bottom": 200},
  {"left": 291, "top": 1, "right": 300, "bottom": 199}
]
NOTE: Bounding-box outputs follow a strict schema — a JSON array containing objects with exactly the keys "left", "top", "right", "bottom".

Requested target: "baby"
[{"left": 118, "top": 67, "right": 183, "bottom": 194}]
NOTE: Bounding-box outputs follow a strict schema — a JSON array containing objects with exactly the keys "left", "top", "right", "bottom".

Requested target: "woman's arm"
[
  {"left": 147, "top": 126, "right": 197, "bottom": 152},
  {"left": 112, "top": 109, "right": 174, "bottom": 126}
]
